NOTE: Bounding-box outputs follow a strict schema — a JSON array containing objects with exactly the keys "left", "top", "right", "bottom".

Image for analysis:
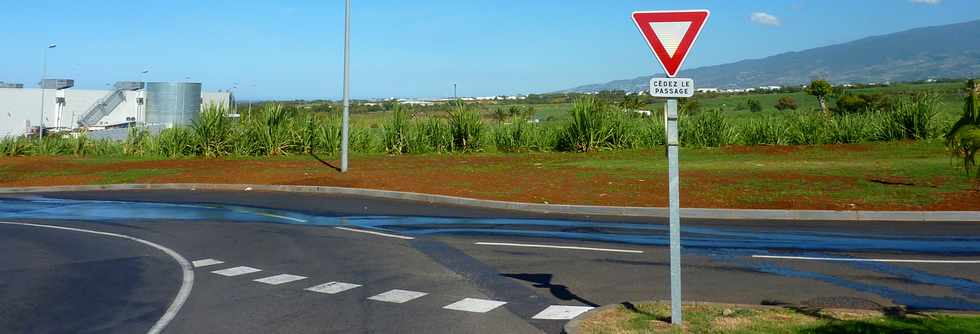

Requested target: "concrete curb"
[{"left": 0, "top": 183, "right": 977, "bottom": 222}]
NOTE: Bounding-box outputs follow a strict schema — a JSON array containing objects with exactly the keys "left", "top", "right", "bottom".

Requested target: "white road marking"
[
  {"left": 532, "top": 305, "right": 594, "bottom": 320},
  {"left": 474, "top": 242, "right": 643, "bottom": 254},
  {"left": 0, "top": 221, "right": 194, "bottom": 334},
  {"left": 191, "top": 258, "right": 224, "bottom": 268},
  {"left": 442, "top": 298, "right": 507, "bottom": 313},
  {"left": 367, "top": 289, "right": 428, "bottom": 303},
  {"left": 227, "top": 208, "right": 308, "bottom": 223},
  {"left": 212, "top": 266, "right": 262, "bottom": 276},
  {"left": 253, "top": 212, "right": 308, "bottom": 223},
  {"left": 254, "top": 274, "right": 308, "bottom": 285},
  {"left": 306, "top": 281, "right": 362, "bottom": 294},
  {"left": 335, "top": 226, "right": 414, "bottom": 240},
  {"left": 752, "top": 255, "right": 980, "bottom": 264}
]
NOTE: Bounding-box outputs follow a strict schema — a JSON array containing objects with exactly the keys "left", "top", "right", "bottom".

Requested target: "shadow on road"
[{"left": 501, "top": 273, "right": 599, "bottom": 307}]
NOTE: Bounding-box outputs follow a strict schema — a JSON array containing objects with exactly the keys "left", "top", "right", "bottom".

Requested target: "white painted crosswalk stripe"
[
  {"left": 191, "top": 258, "right": 224, "bottom": 268},
  {"left": 532, "top": 305, "right": 594, "bottom": 320},
  {"left": 367, "top": 289, "right": 428, "bottom": 304},
  {"left": 442, "top": 298, "right": 507, "bottom": 313},
  {"left": 254, "top": 274, "right": 308, "bottom": 285},
  {"left": 211, "top": 266, "right": 262, "bottom": 277},
  {"left": 306, "top": 281, "right": 362, "bottom": 294}
]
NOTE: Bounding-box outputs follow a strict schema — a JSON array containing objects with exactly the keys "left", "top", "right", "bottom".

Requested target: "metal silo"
[{"left": 145, "top": 82, "right": 202, "bottom": 126}]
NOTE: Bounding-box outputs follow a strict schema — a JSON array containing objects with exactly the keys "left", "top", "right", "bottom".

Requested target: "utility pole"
[
  {"left": 38, "top": 43, "right": 56, "bottom": 139},
  {"left": 340, "top": 0, "right": 351, "bottom": 172},
  {"left": 453, "top": 83, "right": 457, "bottom": 100}
]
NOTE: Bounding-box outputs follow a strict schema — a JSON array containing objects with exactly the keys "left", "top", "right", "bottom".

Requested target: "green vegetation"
[
  {"left": 946, "top": 80, "right": 980, "bottom": 176},
  {"left": 806, "top": 79, "right": 834, "bottom": 114},
  {"left": 0, "top": 80, "right": 973, "bottom": 179},
  {"left": 578, "top": 302, "right": 980, "bottom": 334}
]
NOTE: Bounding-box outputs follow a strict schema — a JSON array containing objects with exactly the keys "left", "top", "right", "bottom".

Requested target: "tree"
[
  {"left": 945, "top": 79, "right": 980, "bottom": 177},
  {"left": 746, "top": 99, "right": 763, "bottom": 112},
  {"left": 806, "top": 80, "right": 833, "bottom": 115},
  {"left": 774, "top": 96, "right": 798, "bottom": 111}
]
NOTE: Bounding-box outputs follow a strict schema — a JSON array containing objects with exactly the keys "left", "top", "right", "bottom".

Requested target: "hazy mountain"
[{"left": 562, "top": 19, "right": 980, "bottom": 92}]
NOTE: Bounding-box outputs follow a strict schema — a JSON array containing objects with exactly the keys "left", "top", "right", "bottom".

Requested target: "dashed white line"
[
  {"left": 0, "top": 221, "right": 194, "bottom": 334},
  {"left": 191, "top": 258, "right": 224, "bottom": 268},
  {"left": 752, "top": 255, "right": 980, "bottom": 264},
  {"left": 335, "top": 226, "right": 415, "bottom": 240},
  {"left": 306, "top": 281, "right": 362, "bottom": 294},
  {"left": 212, "top": 266, "right": 262, "bottom": 277},
  {"left": 254, "top": 274, "right": 308, "bottom": 285},
  {"left": 443, "top": 298, "right": 507, "bottom": 313},
  {"left": 367, "top": 289, "right": 428, "bottom": 303},
  {"left": 532, "top": 305, "right": 594, "bottom": 320},
  {"left": 474, "top": 242, "right": 643, "bottom": 254}
]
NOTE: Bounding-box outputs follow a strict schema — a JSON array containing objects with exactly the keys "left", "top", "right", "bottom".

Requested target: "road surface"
[{"left": 1, "top": 190, "right": 978, "bottom": 333}]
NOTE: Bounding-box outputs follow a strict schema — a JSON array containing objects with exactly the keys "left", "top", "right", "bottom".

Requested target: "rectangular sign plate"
[{"left": 649, "top": 78, "right": 694, "bottom": 98}]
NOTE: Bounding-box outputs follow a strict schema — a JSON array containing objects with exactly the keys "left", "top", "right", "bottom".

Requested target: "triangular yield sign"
[{"left": 632, "top": 10, "right": 710, "bottom": 77}]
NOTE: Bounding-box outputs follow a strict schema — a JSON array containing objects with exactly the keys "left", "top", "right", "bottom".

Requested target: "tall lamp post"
[
  {"left": 38, "top": 43, "right": 56, "bottom": 139},
  {"left": 340, "top": 0, "right": 351, "bottom": 172},
  {"left": 140, "top": 69, "right": 149, "bottom": 125}
]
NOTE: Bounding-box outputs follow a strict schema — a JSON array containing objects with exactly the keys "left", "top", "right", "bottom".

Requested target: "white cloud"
[
  {"left": 910, "top": 0, "right": 942, "bottom": 4},
  {"left": 750, "top": 12, "right": 781, "bottom": 26}
]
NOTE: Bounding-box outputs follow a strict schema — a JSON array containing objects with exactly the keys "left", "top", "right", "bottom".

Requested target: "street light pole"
[
  {"left": 38, "top": 43, "right": 56, "bottom": 139},
  {"left": 340, "top": 0, "right": 351, "bottom": 172}
]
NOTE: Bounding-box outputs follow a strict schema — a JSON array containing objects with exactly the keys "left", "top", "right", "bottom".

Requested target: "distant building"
[
  {"left": 696, "top": 88, "right": 719, "bottom": 93},
  {"left": 1, "top": 80, "right": 232, "bottom": 138},
  {"left": 759, "top": 86, "right": 781, "bottom": 90}
]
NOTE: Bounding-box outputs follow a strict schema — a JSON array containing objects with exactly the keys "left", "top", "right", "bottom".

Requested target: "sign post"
[{"left": 632, "top": 9, "right": 709, "bottom": 326}]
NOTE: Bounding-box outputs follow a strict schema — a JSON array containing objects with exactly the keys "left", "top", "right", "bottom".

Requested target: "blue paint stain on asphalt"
[
  {"left": 3, "top": 196, "right": 980, "bottom": 311},
  {"left": 705, "top": 249, "right": 980, "bottom": 311}
]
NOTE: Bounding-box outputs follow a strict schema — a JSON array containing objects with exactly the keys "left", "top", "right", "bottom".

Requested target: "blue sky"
[{"left": 3, "top": 0, "right": 978, "bottom": 99}]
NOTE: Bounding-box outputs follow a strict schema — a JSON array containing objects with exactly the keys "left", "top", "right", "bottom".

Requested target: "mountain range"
[{"left": 562, "top": 19, "right": 980, "bottom": 93}]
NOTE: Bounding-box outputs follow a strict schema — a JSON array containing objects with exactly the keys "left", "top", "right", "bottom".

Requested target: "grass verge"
[{"left": 578, "top": 302, "right": 980, "bottom": 334}]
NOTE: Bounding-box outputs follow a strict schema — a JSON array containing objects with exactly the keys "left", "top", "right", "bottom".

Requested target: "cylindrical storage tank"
[{"left": 145, "top": 82, "right": 202, "bottom": 126}]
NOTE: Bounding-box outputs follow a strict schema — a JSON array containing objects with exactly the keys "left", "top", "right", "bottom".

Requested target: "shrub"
[
  {"left": 746, "top": 99, "right": 763, "bottom": 113},
  {"left": 0, "top": 137, "right": 32, "bottom": 156},
  {"left": 556, "top": 97, "right": 613, "bottom": 152},
  {"left": 191, "top": 104, "right": 233, "bottom": 157},
  {"left": 681, "top": 109, "right": 728, "bottom": 147},
  {"left": 250, "top": 104, "right": 293, "bottom": 156},
  {"left": 888, "top": 93, "right": 940, "bottom": 140},
  {"left": 157, "top": 127, "right": 194, "bottom": 158},
  {"left": 382, "top": 105, "right": 410, "bottom": 154},
  {"left": 787, "top": 113, "right": 828, "bottom": 145},
  {"left": 774, "top": 96, "right": 798, "bottom": 111},
  {"left": 738, "top": 116, "right": 790, "bottom": 145},
  {"left": 123, "top": 127, "right": 151, "bottom": 156},
  {"left": 493, "top": 118, "right": 538, "bottom": 152},
  {"left": 407, "top": 117, "right": 452, "bottom": 153},
  {"left": 446, "top": 101, "right": 485, "bottom": 152},
  {"left": 827, "top": 113, "right": 870, "bottom": 144},
  {"left": 946, "top": 79, "right": 980, "bottom": 176}
]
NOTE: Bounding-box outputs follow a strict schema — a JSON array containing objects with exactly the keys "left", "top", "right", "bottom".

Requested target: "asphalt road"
[{"left": 1, "top": 190, "right": 978, "bottom": 334}]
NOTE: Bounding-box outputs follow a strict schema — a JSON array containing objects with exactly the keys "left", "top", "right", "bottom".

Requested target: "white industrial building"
[{"left": 1, "top": 80, "right": 233, "bottom": 138}]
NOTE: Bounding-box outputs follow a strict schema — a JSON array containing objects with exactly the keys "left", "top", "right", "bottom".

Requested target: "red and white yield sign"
[{"left": 631, "top": 10, "right": 710, "bottom": 77}]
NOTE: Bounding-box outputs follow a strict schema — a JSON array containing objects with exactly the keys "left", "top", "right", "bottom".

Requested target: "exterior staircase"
[{"left": 78, "top": 89, "right": 126, "bottom": 127}]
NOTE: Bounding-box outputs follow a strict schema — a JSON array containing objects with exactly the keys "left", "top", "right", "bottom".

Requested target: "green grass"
[
  {"left": 555, "top": 140, "right": 975, "bottom": 207},
  {"left": 580, "top": 302, "right": 980, "bottom": 334},
  {"left": 95, "top": 168, "right": 184, "bottom": 184}
]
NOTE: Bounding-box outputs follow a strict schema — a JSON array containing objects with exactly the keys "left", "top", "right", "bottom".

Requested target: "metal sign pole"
[
  {"left": 665, "top": 98, "right": 682, "bottom": 325},
  {"left": 340, "top": 0, "right": 351, "bottom": 173}
]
